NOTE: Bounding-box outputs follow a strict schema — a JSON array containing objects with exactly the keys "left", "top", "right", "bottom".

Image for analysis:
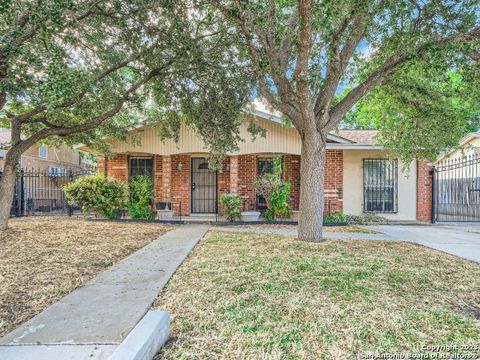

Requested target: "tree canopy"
[
  {"left": 343, "top": 52, "right": 480, "bottom": 164},
  {"left": 0, "top": 0, "right": 254, "bottom": 159},
  {"left": 206, "top": 0, "right": 480, "bottom": 241}
]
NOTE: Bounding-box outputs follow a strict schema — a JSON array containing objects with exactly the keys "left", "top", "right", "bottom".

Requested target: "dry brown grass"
[
  {"left": 0, "top": 216, "right": 173, "bottom": 337},
  {"left": 243, "top": 224, "right": 378, "bottom": 233},
  {"left": 154, "top": 231, "right": 480, "bottom": 359}
]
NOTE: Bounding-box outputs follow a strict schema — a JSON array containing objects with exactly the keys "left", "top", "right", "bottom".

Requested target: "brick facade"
[
  {"left": 104, "top": 154, "right": 128, "bottom": 181},
  {"left": 324, "top": 150, "right": 343, "bottom": 214},
  {"left": 171, "top": 155, "right": 190, "bottom": 215},
  {"left": 416, "top": 161, "right": 432, "bottom": 222},
  {"left": 283, "top": 155, "right": 301, "bottom": 210},
  {"left": 103, "top": 152, "right": 346, "bottom": 215},
  {"left": 217, "top": 157, "right": 231, "bottom": 215},
  {"left": 237, "top": 155, "right": 258, "bottom": 211}
]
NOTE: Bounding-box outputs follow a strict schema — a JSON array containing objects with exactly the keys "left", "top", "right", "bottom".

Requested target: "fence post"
[{"left": 68, "top": 169, "right": 74, "bottom": 216}]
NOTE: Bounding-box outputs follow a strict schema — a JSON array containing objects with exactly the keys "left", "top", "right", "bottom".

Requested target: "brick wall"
[
  {"left": 171, "top": 155, "right": 190, "bottom": 215},
  {"left": 324, "top": 150, "right": 343, "bottom": 214},
  {"left": 153, "top": 155, "right": 163, "bottom": 202},
  {"left": 237, "top": 155, "right": 257, "bottom": 211},
  {"left": 104, "top": 154, "right": 128, "bottom": 181},
  {"left": 217, "top": 157, "right": 231, "bottom": 215},
  {"left": 283, "top": 155, "right": 301, "bottom": 210},
  {"left": 416, "top": 161, "right": 432, "bottom": 222}
]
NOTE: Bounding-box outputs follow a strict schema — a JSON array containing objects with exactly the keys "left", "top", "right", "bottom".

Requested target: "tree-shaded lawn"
[
  {"left": 0, "top": 216, "right": 173, "bottom": 337},
  {"left": 154, "top": 231, "right": 479, "bottom": 359}
]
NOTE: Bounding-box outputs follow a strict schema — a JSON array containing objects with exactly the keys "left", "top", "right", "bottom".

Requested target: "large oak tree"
[
  {"left": 0, "top": 0, "right": 253, "bottom": 230},
  {"left": 207, "top": 0, "right": 480, "bottom": 241}
]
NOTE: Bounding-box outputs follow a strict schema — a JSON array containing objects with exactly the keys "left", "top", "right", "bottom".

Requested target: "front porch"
[{"left": 99, "top": 152, "right": 344, "bottom": 217}]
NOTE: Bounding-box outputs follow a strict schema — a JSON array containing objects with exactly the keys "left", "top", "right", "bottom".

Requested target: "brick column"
[
  {"left": 105, "top": 154, "right": 128, "bottom": 182},
  {"left": 230, "top": 155, "right": 239, "bottom": 194},
  {"left": 153, "top": 155, "right": 163, "bottom": 202},
  {"left": 171, "top": 155, "right": 190, "bottom": 215},
  {"left": 217, "top": 157, "right": 231, "bottom": 215},
  {"left": 162, "top": 156, "right": 172, "bottom": 203},
  {"left": 283, "top": 155, "right": 301, "bottom": 211},
  {"left": 238, "top": 155, "right": 257, "bottom": 211},
  {"left": 324, "top": 150, "right": 343, "bottom": 214},
  {"left": 416, "top": 161, "right": 432, "bottom": 222}
]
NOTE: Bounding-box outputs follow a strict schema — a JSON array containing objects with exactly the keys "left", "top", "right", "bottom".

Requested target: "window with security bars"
[
  {"left": 129, "top": 156, "right": 153, "bottom": 178},
  {"left": 363, "top": 159, "right": 398, "bottom": 213}
]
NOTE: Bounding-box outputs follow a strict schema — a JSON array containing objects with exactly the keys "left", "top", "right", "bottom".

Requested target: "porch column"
[
  {"left": 229, "top": 155, "right": 239, "bottom": 194},
  {"left": 171, "top": 155, "right": 190, "bottom": 215},
  {"left": 324, "top": 150, "right": 343, "bottom": 214},
  {"left": 416, "top": 161, "right": 432, "bottom": 222},
  {"left": 162, "top": 155, "right": 171, "bottom": 203}
]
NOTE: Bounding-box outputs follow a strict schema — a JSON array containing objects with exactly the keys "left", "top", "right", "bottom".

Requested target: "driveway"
[{"left": 362, "top": 223, "right": 480, "bottom": 263}]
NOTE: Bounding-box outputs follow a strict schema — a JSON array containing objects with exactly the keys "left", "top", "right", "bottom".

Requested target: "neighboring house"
[
  {"left": 0, "top": 128, "right": 91, "bottom": 173},
  {"left": 84, "top": 108, "right": 432, "bottom": 222},
  {"left": 437, "top": 131, "right": 480, "bottom": 163},
  {"left": 0, "top": 128, "right": 94, "bottom": 216}
]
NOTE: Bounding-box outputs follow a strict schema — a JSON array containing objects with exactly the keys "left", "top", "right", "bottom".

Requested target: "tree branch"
[
  {"left": 327, "top": 26, "right": 480, "bottom": 129},
  {"left": 314, "top": 10, "right": 366, "bottom": 121}
]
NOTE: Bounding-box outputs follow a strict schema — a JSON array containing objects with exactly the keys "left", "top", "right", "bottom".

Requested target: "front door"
[{"left": 191, "top": 158, "right": 217, "bottom": 213}]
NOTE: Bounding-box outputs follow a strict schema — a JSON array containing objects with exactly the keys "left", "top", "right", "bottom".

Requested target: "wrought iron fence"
[
  {"left": 1, "top": 167, "right": 95, "bottom": 217},
  {"left": 432, "top": 154, "right": 480, "bottom": 222}
]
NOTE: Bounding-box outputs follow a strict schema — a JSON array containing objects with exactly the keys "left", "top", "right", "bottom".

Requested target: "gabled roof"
[
  {"left": 333, "top": 130, "right": 379, "bottom": 145},
  {"left": 436, "top": 131, "right": 480, "bottom": 162}
]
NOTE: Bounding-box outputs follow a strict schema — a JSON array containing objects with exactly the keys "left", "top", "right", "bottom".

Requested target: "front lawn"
[
  {"left": 0, "top": 216, "right": 173, "bottom": 337},
  {"left": 154, "top": 231, "right": 480, "bottom": 359}
]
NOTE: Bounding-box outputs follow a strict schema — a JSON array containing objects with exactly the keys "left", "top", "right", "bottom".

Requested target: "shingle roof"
[{"left": 331, "top": 130, "right": 379, "bottom": 145}]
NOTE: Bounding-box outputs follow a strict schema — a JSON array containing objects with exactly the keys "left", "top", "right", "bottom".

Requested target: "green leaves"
[{"left": 63, "top": 174, "right": 128, "bottom": 219}]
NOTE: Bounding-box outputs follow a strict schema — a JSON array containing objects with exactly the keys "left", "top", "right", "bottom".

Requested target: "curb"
[{"left": 108, "top": 311, "right": 170, "bottom": 360}]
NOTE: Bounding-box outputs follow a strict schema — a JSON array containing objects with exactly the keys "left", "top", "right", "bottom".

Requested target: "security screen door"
[{"left": 191, "top": 158, "right": 217, "bottom": 213}]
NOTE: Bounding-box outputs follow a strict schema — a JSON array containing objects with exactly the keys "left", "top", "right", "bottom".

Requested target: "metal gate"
[
  {"left": 1, "top": 167, "right": 94, "bottom": 217},
  {"left": 432, "top": 154, "right": 480, "bottom": 222},
  {"left": 191, "top": 158, "right": 217, "bottom": 213}
]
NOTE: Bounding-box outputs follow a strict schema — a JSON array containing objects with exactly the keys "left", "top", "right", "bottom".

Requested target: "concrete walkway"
[
  {"left": 361, "top": 224, "right": 480, "bottom": 263},
  {"left": 0, "top": 224, "right": 209, "bottom": 359}
]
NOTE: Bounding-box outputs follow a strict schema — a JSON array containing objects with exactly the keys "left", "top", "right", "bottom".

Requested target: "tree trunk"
[
  {"left": 298, "top": 129, "right": 326, "bottom": 242},
  {"left": 0, "top": 153, "right": 20, "bottom": 230}
]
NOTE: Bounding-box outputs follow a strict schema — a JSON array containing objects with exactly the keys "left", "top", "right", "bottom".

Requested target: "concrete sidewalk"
[
  {"left": 0, "top": 224, "right": 209, "bottom": 359},
  {"left": 362, "top": 224, "right": 480, "bottom": 263}
]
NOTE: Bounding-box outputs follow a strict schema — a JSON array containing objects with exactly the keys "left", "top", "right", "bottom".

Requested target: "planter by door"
[{"left": 191, "top": 158, "right": 217, "bottom": 213}]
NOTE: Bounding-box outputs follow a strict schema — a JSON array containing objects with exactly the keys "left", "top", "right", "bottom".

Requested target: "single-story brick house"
[{"left": 86, "top": 107, "right": 432, "bottom": 222}]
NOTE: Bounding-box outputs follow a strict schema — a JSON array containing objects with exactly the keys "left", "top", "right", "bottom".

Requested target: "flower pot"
[
  {"left": 240, "top": 211, "right": 261, "bottom": 222},
  {"left": 157, "top": 209, "right": 174, "bottom": 221}
]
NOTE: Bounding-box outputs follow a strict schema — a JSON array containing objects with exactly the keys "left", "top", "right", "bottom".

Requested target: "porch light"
[{"left": 177, "top": 161, "right": 183, "bottom": 171}]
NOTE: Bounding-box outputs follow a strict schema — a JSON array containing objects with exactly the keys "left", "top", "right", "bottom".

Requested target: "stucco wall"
[{"left": 343, "top": 150, "right": 417, "bottom": 220}]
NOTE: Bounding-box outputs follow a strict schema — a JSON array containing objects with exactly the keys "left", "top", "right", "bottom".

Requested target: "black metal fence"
[
  {"left": 2, "top": 167, "right": 95, "bottom": 217},
  {"left": 432, "top": 154, "right": 480, "bottom": 222}
]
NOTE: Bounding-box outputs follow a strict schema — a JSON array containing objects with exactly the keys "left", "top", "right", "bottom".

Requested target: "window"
[
  {"left": 363, "top": 159, "right": 398, "bottom": 213},
  {"left": 38, "top": 145, "right": 48, "bottom": 159},
  {"left": 129, "top": 156, "right": 153, "bottom": 178},
  {"left": 257, "top": 158, "right": 274, "bottom": 176},
  {"left": 256, "top": 158, "right": 275, "bottom": 209}
]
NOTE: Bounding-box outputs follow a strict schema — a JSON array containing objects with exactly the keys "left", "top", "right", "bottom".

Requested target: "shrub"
[
  {"left": 63, "top": 174, "right": 128, "bottom": 218},
  {"left": 220, "top": 193, "right": 241, "bottom": 221},
  {"left": 253, "top": 155, "right": 291, "bottom": 221},
  {"left": 323, "top": 211, "right": 347, "bottom": 224},
  {"left": 128, "top": 176, "right": 155, "bottom": 220}
]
